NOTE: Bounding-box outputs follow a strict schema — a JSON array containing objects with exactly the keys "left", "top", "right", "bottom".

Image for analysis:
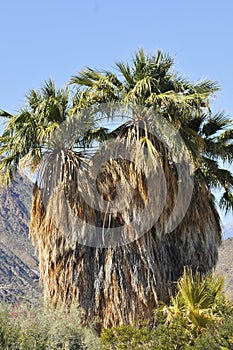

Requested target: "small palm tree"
[{"left": 163, "top": 268, "right": 226, "bottom": 330}]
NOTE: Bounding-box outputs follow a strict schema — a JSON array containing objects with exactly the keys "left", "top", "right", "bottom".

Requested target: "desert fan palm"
[{"left": 0, "top": 50, "right": 233, "bottom": 331}]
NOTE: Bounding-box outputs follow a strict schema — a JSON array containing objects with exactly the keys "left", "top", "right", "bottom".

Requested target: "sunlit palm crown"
[
  {"left": 0, "top": 49, "right": 233, "bottom": 212},
  {"left": 70, "top": 49, "right": 233, "bottom": 212}
]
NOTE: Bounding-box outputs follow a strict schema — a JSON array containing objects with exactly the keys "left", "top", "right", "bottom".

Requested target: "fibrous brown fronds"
[{"left": 29, "top": 127, "right": 221, "bottom": 330}]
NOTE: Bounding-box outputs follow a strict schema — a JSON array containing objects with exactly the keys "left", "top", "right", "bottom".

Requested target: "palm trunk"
[{"left": 30, "top": 150, "right": 221, "bottom": 330}]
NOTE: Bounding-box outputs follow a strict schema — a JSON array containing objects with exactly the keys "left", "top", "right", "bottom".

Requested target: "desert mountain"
[{"left": 0, "top": 174, "right": 40, "bottom": 302}]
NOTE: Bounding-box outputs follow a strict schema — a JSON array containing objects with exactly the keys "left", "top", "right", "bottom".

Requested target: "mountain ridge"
[{"left": 0, "top": 174, "right": 40, "bottom": 302}]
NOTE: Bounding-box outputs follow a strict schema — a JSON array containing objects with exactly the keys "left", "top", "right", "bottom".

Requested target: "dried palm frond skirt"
[{"left": 30, "top": 144, "right": 221, "bottom": 330}]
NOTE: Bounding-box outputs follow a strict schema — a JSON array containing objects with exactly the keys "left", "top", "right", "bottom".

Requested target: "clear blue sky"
[{"left": 0, "top": 0, "right": 233, "bottom": 235}]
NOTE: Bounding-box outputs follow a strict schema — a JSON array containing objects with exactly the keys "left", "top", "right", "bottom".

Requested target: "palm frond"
[
  {"left": 219, "top": 190, "right": 233, "bottom": 213},
  {"left": 146, "top": 90, "right": 210, "bottom": 111},
  {"left": 192, "top": 80, "right": 220, "bottom": 95},
  {"left": 70, "top": 67, "right": 105, "bottom": 87},
  {"left": 41, "top": 79, "right": 57, "bottom": 99},
  {"left": 0, "top": 81, "right": 71, "bottom": 184},
  {"left": 217, "top": 128, "right": 233, "bottom": 142},
  {"left": 115, "top": 61, "right": 133, "bottom": 88},
  {"left": 165, "top": 268, "right": 226, "bottom": 329},
  {"left": 202, "top": 112, "right": 232, "bottom": 137},
  {"left": 205, "top": 139, "right": 233, "bottom": 163},
  {"left": 0, "top": 110, "right": 13, "bottom": 118}
]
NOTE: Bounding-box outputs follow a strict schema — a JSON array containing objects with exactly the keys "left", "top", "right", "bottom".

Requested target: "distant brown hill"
[
  {"left": 0, "top": 174, "right": 40, "bottom": 302},
  {"left": 215, "top": 237, "right": 233, "bottom": 300},
  {"left": 0, "top": 241, "right": 39, "bottom": 302},
  {"left": 0, "top": 174, "right": 37, "bottom": 266}
]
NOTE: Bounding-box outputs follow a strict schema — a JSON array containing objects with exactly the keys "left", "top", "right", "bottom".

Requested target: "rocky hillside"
[
  {"left": 215, "top": 237, "right": 233, "bottom": 300},
  {"left": 0, "top": 174, "right": 40, "bottom": 302},
  {"left": 0, "top": 242, "right": 39, "bottom": 302}
]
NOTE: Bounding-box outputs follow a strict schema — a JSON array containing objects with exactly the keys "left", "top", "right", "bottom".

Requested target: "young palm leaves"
[{"left": 163, "top": 267, "right": 226, "bottom": 329}]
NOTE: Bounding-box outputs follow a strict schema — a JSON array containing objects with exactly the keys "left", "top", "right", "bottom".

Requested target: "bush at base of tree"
[
  {"left": 101, "top": 316, "right": 233, "bottom": 350},
  {"left": 101, "top": 270, "right": 233, "bottom": 350},
  {"left": 0, "top": 301, "right": 100, "bottom": 350}
]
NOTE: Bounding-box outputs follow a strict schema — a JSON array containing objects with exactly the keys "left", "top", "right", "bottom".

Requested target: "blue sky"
[{"left": 0, "top": 0, "right": 233, "bottom": 235}]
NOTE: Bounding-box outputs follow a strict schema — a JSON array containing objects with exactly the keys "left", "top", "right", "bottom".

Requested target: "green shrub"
[
  {"left": 101, "top": 314, "right": 233, "bottom": 350},
  {"left": 101, "top": 271, "right": 233, "bottom": 350},
  {"left": 193, "top": 316, "right": 233, "bottom": 349},
  {"left": 101, "top": 319, "right": 191, "bottom": 350},
  {"left": 0, "top": 300, "right": 99, "bottom": 350}
]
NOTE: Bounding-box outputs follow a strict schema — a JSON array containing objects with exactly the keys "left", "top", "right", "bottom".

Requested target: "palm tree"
[
  {"left": 0, "top": 79, "right": 69, "bottom": 184},
  {"left": 68, "top": 50, "right": 233, "bottom": 323},
  {"left": 1, "top": 51, "right": 233, "bottom": 332}
]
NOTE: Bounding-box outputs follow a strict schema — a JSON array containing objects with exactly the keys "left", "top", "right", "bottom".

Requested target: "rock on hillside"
[
  {"left": 0, "top": 242, "right": 39, "bottom": 302},
  {"left": 215, "top": 237, "right": 233, "bottom": 300},
  {"left": 0, "top": 174, "right": 40, "bottom": 302}
]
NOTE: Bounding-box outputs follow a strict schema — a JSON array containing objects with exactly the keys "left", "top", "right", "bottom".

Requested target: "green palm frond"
[
  {"left": 202, "top": 112, "right": 232, "bottom": 137},
  {"left": 205, "top": 139, "right": 233, "bottom": 163},
  {"left": 217, "top": 128, "right": 233, "bottom": 142},
  {"left": 164, "top": 268, "right": 226, "bottom": 329},
  {"left": 41, "top": 79, "right": 57, "bottom": 98},
  {"left": 178, "top": 270, "right": 214, "bottom": 311},
  {"left": 79, "top": 127, "right": 111, "bottom": 150},
  {"left": 0, "top": 110, "right": 13, "bottom": 118},
  {"left": 70, "top": 67, "right": 105, "bottom": 87},
  {"left": 219, "top": 190, "right": 233, "bottom": 212},
  {"left": 115, "top": 61, "right": 133, "bottom": 88},
  {"left": 70, "top": 69, "right": 122, "bottom": 108},
  {"left": 192, "top": 80, "right": 220, "bottom": 95},
  {"left": 199, "top": 157, "right": 233, "bottom": 189},
  {"left": 145, "top": 90, "right": 210, "bottom": 112},
  {"left": 0, "top": 80, "right": 71, "bottom": 184},
  {"left": 26, "top": 89, "right": 43, "bottom": 111}
]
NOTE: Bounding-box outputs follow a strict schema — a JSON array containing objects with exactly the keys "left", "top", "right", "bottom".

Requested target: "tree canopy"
[{"left": 0, "top": 50, "right": 233, "bottom": 212}]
